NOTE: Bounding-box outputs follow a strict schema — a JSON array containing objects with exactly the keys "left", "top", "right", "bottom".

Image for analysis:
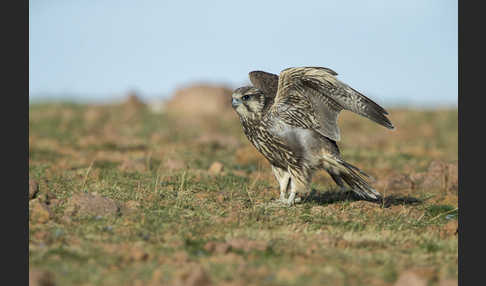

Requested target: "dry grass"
[{"left": 29, "top": 99, "right": 458, "bottom": 286}]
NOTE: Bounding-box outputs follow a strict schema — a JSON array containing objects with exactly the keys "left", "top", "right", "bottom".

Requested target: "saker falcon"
[{"left": 231, "top": 66, "right": 394, "bottom": 206}]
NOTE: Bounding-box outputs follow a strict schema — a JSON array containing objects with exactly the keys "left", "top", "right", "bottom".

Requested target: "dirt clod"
[
  {"left": 130, "top": 248, "right": 149, "bottom": 262},
  {"left": 174, "top": 265, "right": 212, "bottom": 286},
  {"left": 204, "top": 241, "right": 232, "bottom": 254},
  {"left": 64, "top": 192, "right": 120, "bottom": 217},
  {"left": 29, "top": 269, "right": 55, "bottom": 286},
  {"left": 29, "top": 179, "right": 40, "bottom": 200},
  {"left": 441, "top": 220, "right": 459, "bottom": 237},
  {"left": 30, "top": 199, "right": 52, "bottom": 223},
  {"left": 412, "top": 161, "right": 458, "bottom": 191},
  {"left": 439, "top": 279, "right": 458, "bottom": 286},
  {"left": 394, "top": 271, "right": 427, "bottom": 286},
  {"left": 208, "top": 162, "right": 224, "bottom": 175}
]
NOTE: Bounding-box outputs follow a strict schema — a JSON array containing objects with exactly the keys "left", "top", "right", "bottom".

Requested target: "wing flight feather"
[{"left": 264, "top": 67, "right": 393, "bottom": 141}]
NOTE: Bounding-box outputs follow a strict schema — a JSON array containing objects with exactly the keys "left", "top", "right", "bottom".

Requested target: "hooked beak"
[{"left": 232, "top": 97, "right": 242, "bottom": 109}]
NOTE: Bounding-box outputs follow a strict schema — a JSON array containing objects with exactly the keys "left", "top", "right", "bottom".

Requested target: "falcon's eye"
[{"left": 242, "top": 95, "right": 250, "bottom": 101}]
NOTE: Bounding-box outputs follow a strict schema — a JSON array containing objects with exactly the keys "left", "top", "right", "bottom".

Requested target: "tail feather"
[
  {"left": 341, "top": 161, "right": 374, "bottom": 181},
  {"left": 335, "top": 160, "right": 381, "bottom": 200}
]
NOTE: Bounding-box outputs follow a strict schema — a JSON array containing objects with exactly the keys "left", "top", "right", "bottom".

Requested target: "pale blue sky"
[{"left": 29, "top": 0, "right": 457, "bottom": 106}]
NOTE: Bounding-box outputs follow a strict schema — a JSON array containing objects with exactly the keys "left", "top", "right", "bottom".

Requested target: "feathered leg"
[
  {"left": 287, "top": 168, "right": 311, "bottom": 206},
  {"left": 271, "top": 165, "right": 291, "bottom": 202}
]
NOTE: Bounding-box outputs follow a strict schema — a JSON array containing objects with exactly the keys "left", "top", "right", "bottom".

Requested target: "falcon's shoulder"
[{"left": 269, "top": 67, "right": 342, "bottom": 141}]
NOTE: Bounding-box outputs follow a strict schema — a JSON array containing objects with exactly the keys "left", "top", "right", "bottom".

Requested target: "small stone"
[
  {"left": 394, "top": 271, "right": 427, "bottom": 286},
  {"left": 208, "top": 162, "right": 224, "bottom": 175},
  {"left": 40, "top": 190, "right": 58, "bottom": 206},
  {"left": 29, "top": 179, "right": 39, "bottom": 200},
  {"left": 30, "top": 200, "right": 52, "bottom": 224},
  {"left": 131, "top": 248, "right": 149, "bottom": 262},
  {"left": 60, "top": 215, "right": 72, "bottom": 224},
  {"left": 441, "top": 220, "right": 459, "bottom": 237},
  {"left": 204, "top": 241, "right": 216, "bottom": 252},
  {"left": 173, "top": 251, "right": 190, "bottom": 264},
  {"left": 29, "top": 269, "right": 55, "bottom": 286},
  {"left": 204, "top": 241, "right": 231, "bottom": 254},
  {"left": 439, "top": 279, "right": 458, "bottom": 286},
  {"left": 151, "top": 269, "right": 165, "bottom": 283},
  {"left": 216, "top": 194, "right": 225, "bottom": 203},
  {"left": 174, "top": 265, "right": 212, "bottom": 286},
  {"left": 215, "top": 243, "right": 231, "bottom": 254},
  {"left": 48, "top": 199, "right": 61, "bottom": 208}
]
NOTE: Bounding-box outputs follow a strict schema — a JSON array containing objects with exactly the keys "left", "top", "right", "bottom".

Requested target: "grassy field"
[{"left": 29, "top": 98, "right": 458, "bottom": 286}]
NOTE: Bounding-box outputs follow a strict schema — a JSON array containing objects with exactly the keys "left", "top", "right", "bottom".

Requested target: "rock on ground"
[
  {"left": 29, "top": 199, "right": 52, "bottom": 223},
  {"left": 29, "top": 269, "right": 55, "bottom": 286},
  {"left": 412, "top": 160, "right": 458, "bottom": 191},
  {"left": 439, "top": 279, "right": 458, "bottom": 286},
  {"left": 378, "top": 160, "right": 458, "bottom": 192},
  {"left": 29, "top": 179, "right": 40, "bottom": 200},
  {"left": 174, "top": 265, "right": 212, "bottom": 286},
  {"left": 208, "top": 162, "right": 224, "bottom": 175},
  {"left": 204, "top": 241, "right": 231, "bottom": 254},
  {"left": 394, "top": 271, "right": 427, "bottom": 286},
  {"left": 64, "top": 192, "right": 120, "bottom": 217},
  {"left": 441, "top": 220, "right": 459, "bottom": 237}
]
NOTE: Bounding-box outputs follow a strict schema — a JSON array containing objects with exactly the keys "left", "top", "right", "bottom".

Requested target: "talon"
[
  {"left": 286, "top": 192, "right": 297, "bottom": 206},
  {"left": 265, "top": 198, "right": 288, "bottom": 208}
]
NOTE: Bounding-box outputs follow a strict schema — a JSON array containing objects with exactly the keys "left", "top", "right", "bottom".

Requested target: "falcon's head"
[{"left": 231, "top": 86, "right": 268, "bottom": 121}]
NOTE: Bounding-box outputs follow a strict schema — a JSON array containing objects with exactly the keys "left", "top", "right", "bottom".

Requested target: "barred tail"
[{"left": 325, "top": 156, "right": 381, "bottom": 200}]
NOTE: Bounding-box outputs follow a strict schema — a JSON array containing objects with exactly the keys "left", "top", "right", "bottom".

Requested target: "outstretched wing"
[
  {"left": 270, "top": 67, "right": 394, "bottom": 141},
  {"left": 249, "top": 71, "right": 279, "bottom": 97}
]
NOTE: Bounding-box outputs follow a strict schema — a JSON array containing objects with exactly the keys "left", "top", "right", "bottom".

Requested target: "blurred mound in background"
[{"left": 165, "top": 84, "right": 234, "bottom": 118}]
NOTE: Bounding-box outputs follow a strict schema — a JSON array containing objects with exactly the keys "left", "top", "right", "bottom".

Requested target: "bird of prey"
[{"left": 231, "top": 66, "right": 394, "bottom": 206}]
